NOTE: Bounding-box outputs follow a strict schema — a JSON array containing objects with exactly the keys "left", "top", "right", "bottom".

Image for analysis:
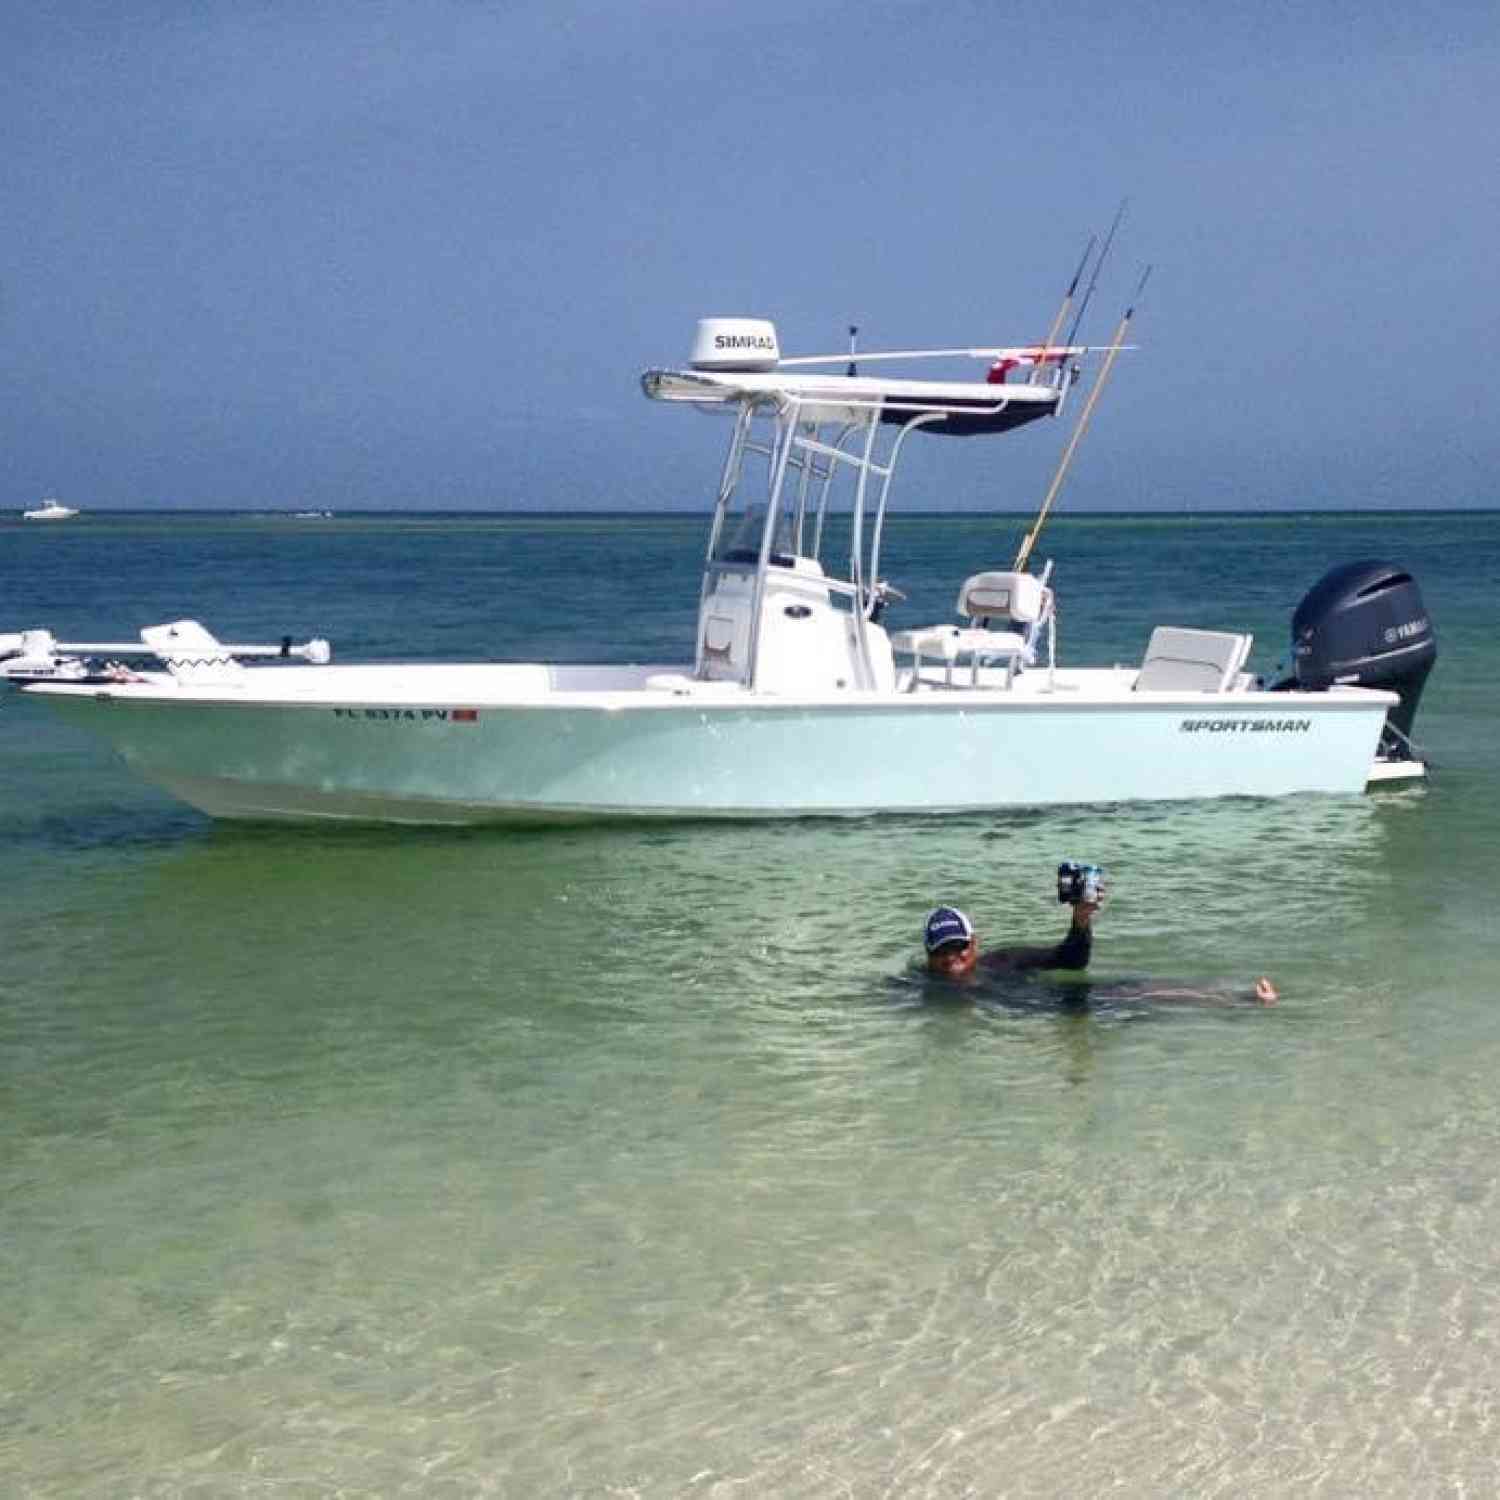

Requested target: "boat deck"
[{"left": 26, "top": 661, "right": 1397, "bottom": 713}]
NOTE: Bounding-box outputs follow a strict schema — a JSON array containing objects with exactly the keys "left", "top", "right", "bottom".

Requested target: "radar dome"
[{"left": 689, "top": 318, "right": 780, "bottom": 372}]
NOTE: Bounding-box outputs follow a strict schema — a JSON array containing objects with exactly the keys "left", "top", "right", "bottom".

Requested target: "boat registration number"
[{"left": 332, "top": 707, "right": 480, "bottom": 723}]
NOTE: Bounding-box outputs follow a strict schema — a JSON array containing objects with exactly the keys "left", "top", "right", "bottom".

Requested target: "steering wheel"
[{"left": 867, "top": 579, "right": 906, "bottom": 622}]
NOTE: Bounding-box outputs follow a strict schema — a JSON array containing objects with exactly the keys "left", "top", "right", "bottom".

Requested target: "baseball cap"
[{"left": 924, "top": 906, "right": 974, "bottom": 954}]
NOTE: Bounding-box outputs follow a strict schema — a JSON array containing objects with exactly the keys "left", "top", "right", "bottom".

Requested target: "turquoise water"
[{"left": 3, "top": 510, "right": 1499, "bottom": 1495}]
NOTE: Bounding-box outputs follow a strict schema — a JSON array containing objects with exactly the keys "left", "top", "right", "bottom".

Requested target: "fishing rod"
[
  {"left": 1026, "top": 233, "right": 1095, "bottom": 386},
  {"left": 1014, "top": 264, "right": 1152, "bottom": 574},
  {"left": 1064, "top": 197, "right": 1128, "bottom": 352}
]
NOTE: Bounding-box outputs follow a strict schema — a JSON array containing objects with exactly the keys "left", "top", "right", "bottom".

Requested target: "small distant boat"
[
  {"left": 22, "top": 498, "right": 78, "bottom": 521},
  {"left": 291, "top": 510, "right": 334, "bottom": 519}
]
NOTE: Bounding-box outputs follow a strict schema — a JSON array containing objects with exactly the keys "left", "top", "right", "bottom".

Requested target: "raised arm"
[{"left": 981, "top": 900, "right": 1097, "bottom": 973}]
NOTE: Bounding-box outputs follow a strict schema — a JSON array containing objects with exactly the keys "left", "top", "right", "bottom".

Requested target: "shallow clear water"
[{"left": 3, "top": 510, "right": 1498, "bottom": 1495}]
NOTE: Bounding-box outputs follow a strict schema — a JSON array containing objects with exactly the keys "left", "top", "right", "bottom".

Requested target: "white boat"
[
  {"left": 6, "top": 312, "right": 1435, "bottom": 826},
  {"left": 22, "top": 498, "right": 78, "bottom": 521}
]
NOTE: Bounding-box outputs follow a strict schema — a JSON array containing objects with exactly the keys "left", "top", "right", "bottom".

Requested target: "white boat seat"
[
  {"left": 1134, "top": 627, "right": 1253, "bottom": 693},
  {"left": 955, "top": 569, "right": 1046, "bottom": 624}
]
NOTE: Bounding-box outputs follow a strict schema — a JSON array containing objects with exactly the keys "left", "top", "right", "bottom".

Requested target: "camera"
[{"left": 1057, "top": 861, "right": 1106, "bottom": 905}]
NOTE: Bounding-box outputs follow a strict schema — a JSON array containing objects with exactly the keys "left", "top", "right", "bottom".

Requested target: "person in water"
[
  {"left": 923, "top": 900, "right": 1097, "bottom": 980},
  {"left": 922, "top": 900, "right": 1278, "bottom": 1004}
]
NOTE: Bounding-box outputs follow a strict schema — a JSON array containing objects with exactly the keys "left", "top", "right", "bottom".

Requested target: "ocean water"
[{"left": 3, "top": 508, "right": 1499, "bottom": 1497}]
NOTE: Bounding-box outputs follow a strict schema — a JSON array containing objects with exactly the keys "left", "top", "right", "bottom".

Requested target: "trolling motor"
[
  {"left": 0, "top": 621, "right": 333, "bottom": 685},
  {"left": 1277, "top": 560, "right": 1436, "bottom": 763}
]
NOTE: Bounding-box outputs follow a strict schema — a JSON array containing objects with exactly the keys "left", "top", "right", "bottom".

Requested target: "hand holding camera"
[{"left": 1057, "top": 860, "right": 1107, "bottom": 906}]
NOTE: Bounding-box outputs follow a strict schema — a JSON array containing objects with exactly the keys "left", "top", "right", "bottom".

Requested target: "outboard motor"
[{"left": 1287, "top": 560, "right": 1436, "bottom": 760}]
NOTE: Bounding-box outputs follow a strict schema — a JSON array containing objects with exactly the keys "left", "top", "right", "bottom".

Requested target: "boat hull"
[{"left": 31, "top": 679, "right": 1396, "bottom": 825}]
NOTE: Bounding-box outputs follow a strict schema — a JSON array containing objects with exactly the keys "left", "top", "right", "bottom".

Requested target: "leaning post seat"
[
  {"left": 890, "top": 567, "right": 1054, "bottom": 688},
  {"left": 955, "top": 569, "right": 1046, "bottom": 626}
]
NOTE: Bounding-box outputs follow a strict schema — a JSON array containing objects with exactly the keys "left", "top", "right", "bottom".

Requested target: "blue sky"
[{"left": 5, "top": 1, "right": 1497, "bottom": 510}]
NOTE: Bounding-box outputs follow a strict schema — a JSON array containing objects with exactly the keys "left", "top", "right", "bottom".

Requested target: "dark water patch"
[{"left": 0, "top": 803, "right": 209, "bottom": 857}]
